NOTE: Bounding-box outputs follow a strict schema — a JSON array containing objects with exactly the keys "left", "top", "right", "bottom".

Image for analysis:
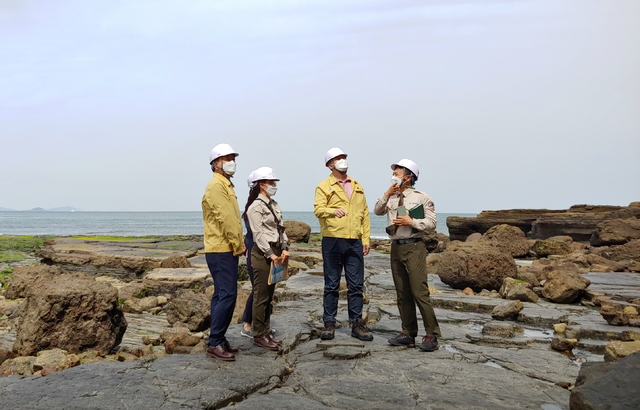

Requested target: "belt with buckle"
[{"left": 393, "top": 238, "right": 421, "bottom": 245}]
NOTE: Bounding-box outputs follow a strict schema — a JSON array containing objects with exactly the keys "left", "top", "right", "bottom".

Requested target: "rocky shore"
[{"left": 0, "top": 206, "right": 639, "bottom": 409}]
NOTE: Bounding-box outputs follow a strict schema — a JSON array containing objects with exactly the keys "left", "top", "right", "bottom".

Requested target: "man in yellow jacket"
[
  {"left": 314, "top": 147, "right": 373, "bottom": 342},
  {"left": 202, "top": 143, "right": 244, "bottom": 362}
]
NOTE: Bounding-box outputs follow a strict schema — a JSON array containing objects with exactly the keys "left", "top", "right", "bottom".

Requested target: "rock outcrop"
[
  {"left": 12, "top": 273, "right": 127, "bottom": 356},
  {"left": 283, "top": 221, "right": 311, "bottom": 243},
  {"left": 436, "top": 241, "right": 517, "bottom": 292},
  {"left": 35, "top": 237, "right": 201, "bottom": 280},
  {"left": 447, "top": 203, "right": 640, "bottom": 242},
  {"left": 591, "top": 218, "right": 640, "bottom": 246}
]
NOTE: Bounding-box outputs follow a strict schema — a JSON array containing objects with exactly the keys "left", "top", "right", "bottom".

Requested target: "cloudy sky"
[{"left": 1, "top": 0, "right": 638, "bottom": 213}]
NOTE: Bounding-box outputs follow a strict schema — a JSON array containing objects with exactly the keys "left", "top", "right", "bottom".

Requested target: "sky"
[{"left": 1, "top": 0, "right": 639, "bottom": 213}]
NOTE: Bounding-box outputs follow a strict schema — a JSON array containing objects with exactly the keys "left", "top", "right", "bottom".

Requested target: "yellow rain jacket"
[
  {"left": 314, "top": 174, "right": 370, "bottom": 245},
  {"left": 201, "top": 172, "right": 244, "bottom": 254}
]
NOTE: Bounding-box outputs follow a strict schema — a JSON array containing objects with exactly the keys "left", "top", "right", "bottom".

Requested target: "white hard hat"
[
  {"left": 209, "top": 143, "right": 239, "bottom": 164},
  {"left": 246, "top": 170, "right": 256, "bottom": 189},
  {"left": 391, "top": 158, "right": 419, "bottom": 180},
  {"left": 251, "top": 166, "right": 280, "bottom": 183},
  {"left": 324, "top": 147, "right": 347, "bottom": 165}
]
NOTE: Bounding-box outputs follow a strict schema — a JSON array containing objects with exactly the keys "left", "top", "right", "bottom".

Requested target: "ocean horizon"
[{"left": 0, "top": 211, "right": 476, "bottom": 238}]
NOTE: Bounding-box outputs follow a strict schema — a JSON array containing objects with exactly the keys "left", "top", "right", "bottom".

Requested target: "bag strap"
[{"left": 257, "top": 198, "right": 286, "bottom": 235}]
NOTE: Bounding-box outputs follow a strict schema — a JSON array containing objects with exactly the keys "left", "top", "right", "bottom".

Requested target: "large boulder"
[
  {"left": 3, "top": 265, "right": 65, "bottom": 299},
  {"left": 542, "top": 270, "right": 590, "bottom": 304},
  {"left": 12, "top": 273, "right": 127, "bottom": 356},
  {"left": 164, "top": 291, "right": 210, "bottom": 332},
  {"left": 570, "top": 351, "right": 640, "bottom": 409},
  {"left": 591, "top": 218, "right": 640, "bottom": 246},
  {"left": 436, "top": 242, "right": 517, "bottom": 292},
  {"left": 283, "top": 220, "right": 311, "bottom": 243},
  {"left": 480, "top": 224, "right": 530, "bottom": 258}
]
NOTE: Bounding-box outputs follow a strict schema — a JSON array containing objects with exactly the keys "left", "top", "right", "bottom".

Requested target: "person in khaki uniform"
[
  {"left": 373, "top": 158, "right": 441, "bottom": 352},
  {"left": 244, "top": 167, "right": 289, "bottom": 352},
  {"left": 202, "top": 143, "right": 244, "bottom": 362},
  {"left": 314, "top": 147, "right": 373, "bottom": 342}
]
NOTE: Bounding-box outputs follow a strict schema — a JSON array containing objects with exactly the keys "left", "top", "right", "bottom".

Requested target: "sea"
[{"left": 0, "top": 211, "right": 476, "bottom": 239}]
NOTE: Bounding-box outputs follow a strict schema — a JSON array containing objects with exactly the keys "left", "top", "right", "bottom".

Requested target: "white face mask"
[
  {"left": 334, "top": 159, "right": 348, "bottom": 172},
  {"left": 265, "top": 185, "right": 278, "bottom": 197},
  {"left": 222, "top": 160, "right": 236, "bottom": 176},
  {"left": 391, "top": 176, "right": 402, "bottom": 186}
]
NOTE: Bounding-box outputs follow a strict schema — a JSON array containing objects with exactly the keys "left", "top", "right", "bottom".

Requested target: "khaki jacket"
[
  {"left": 247, "top": 194, "right": 289, "bottom": 258},
  {"left": 201, "top": 172, "right": 244, "bottom": 254},
  {"left": 314, "top": 174, "right": 370, "bottom": 245},
  {"left": 373, "top": 188, "right": 436, "bottom": 240}
]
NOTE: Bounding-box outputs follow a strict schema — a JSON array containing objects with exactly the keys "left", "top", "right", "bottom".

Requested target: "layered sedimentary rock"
[{"left": 447, "top": 203, "right": 640, "bottom": 242}]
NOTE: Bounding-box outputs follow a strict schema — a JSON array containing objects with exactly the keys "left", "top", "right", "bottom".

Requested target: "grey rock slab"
[
  {"left": 451, "top": 341, "right": 580, "bottom": 385},
  {"left": 583, "top": 271, "right": 640, "bottom": 301},
  {"left": 518, "top": 306, "right": 570, "bottom": 327},
  {"left": 323, "top": 346, "right": 371, "bottom": 359},
  {"left": 0, "top": 352, "right": 287, "bottom": 409},
  {"left": 316, "top": 339, "right": 365, "bottom": 350},
  {"left": 285, "top": 341, "right": 569, "bottom": 410},
  {"left": 231, "top": 392, "right": 330, "bottom": 409}
]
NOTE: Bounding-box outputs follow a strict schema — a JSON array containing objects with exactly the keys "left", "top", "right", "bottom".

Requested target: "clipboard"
[{"left": 268, "top": 257, "right": 289, "bottom": 285}]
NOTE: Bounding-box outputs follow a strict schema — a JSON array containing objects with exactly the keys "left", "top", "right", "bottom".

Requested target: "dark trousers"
[
  {"left": 241, "top": 234, "right": 254, "bottom": 324},
  {"left": 251, "top": 244, "right": 279, "bottom": 338},
  {"left": 321, "top": 237, "right": 364, "bottom": 323},
  {"left": 206, "top": 252, "right": 238, "bottom": 347},
  {"left": 390, "top": 241, "right": 441, "bottom": 337}
]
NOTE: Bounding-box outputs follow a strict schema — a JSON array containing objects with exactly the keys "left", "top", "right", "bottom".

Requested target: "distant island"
[{"left": 0, "top": 206, "right": 79, "bottom": 212}]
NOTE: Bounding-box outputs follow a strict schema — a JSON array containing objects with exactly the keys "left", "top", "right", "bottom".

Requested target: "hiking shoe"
[
  {"left": 419, "top": 334, "right": 439, "bottom": 352},
  {"left": 388, "top": 333, "right": 416, "bottom": 348},
  {"left": 351, "top": 318, "right": 374, "bottom": 341},
  {"left": 240, "top": 328, "right": 253, "bottom": 338},
  {"left": 320, "top": 321, "right": 336, "bottom": 340}
]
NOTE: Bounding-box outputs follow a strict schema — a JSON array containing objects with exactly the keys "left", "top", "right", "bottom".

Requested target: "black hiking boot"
[
  {"left": 418, "top": 334, "right": 439, "bottom": 352},
  {"left": 388, "top": 333, "right": 416, "bottom": 348}
]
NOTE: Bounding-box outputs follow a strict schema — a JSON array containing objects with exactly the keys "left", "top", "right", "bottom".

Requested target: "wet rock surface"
[{"left": 2, "top": 237, "right": 640, "bottom": 409}]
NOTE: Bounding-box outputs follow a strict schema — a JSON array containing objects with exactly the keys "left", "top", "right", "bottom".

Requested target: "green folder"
[{"left": 408, "top": 204, "right": 424, "bottom": 233}]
